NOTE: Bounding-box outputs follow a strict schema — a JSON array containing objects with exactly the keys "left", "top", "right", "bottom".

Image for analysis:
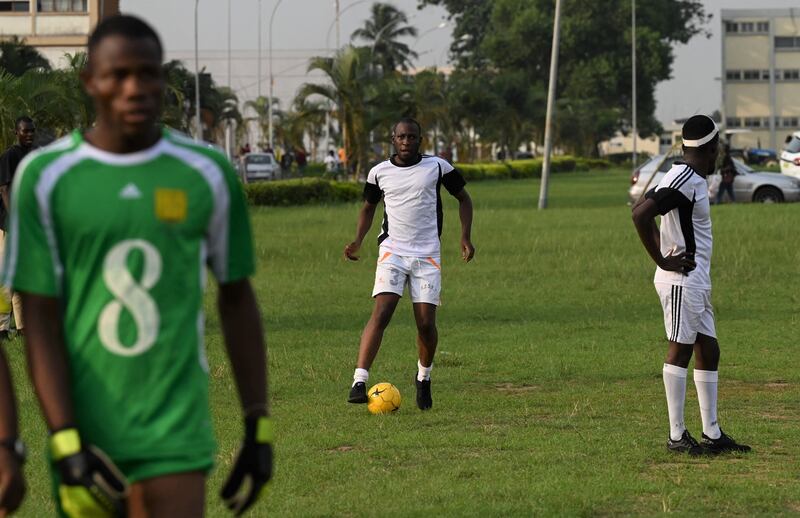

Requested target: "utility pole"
[
  {"left": 194, "top": 0, "right": 202, "bottom": 141},
  {"left": 538, "top": 0, "right": 562, "bottom": 210},
  {"left": 268, "top": 0, "right": 284, "bottom": 150},
  {"left": 632, "top": 0, "right": 638, "bottom": 171},
  {"left": 335, "top": 0, "right": 341, "bottom": 49},
  {"left": 226, "top": 0, "right": 233, "bottom": 158}
]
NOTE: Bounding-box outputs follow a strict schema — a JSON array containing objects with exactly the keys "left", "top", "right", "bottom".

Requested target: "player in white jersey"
[
  {"left": 633, "top": 115, "right": 749, "bottom": 455},
  {"left": 344, "top": 118, "right": 474, "bottom": 410}
]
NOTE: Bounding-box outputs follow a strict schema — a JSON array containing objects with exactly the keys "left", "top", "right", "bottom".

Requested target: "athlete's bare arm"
[
  {"left": 0, "top": 349, "right": 25, "bottom": 516},
  {"left": 631, "top": 198, "right": 694, "bottom": 274},
  {"left": 17, "top": 293, "right": 76, "bottom": 431},
  {"left": 344, "top": 200, "right": 378, "bottom": 261},
  {"left": 453, "top": 189, "right": 474, "bottom": 262},
  {"left": 218, "top": 279, "right": 269, "bottom": 417}
]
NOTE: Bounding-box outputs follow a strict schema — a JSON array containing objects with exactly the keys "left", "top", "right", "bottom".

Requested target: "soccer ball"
[{"left": 367, "top": 383, "right": 401, "bottom": 414}]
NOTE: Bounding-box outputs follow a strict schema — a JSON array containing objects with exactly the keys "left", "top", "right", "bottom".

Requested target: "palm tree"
[
  {"left": 298, "top": 46, "right": 381, "bottom": 179},
  {"left": 0, "top": 37, "right": 51, "bottom": 77},
  {"left": 351, "top": 3, "right": 418, "bottom": 72},
  {"left": 243, "top": 96, "right": 281, "bottom": 150}
]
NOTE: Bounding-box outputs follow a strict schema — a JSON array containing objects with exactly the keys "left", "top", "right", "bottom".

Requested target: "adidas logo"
[{"left": 119, "top": 183, "right": 142, "bottom": 200}]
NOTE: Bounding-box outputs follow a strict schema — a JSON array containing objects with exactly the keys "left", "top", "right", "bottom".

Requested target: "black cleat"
[
  {"left": 415, "top": 377, "right": 432, "bottom": 410},
  {"left": 667, "top": 430, "right": 707, "bottom": 456},
  {"left": 348, "top": 382, "right": 368, "bottom": 404},
  {"left": 701, "top": 430, "right": 751, "bottom": 454}
]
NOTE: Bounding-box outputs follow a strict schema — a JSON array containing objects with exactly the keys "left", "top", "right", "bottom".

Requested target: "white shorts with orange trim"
[{"left": 372, "top": 252, "right": 441, "bottom": 305}]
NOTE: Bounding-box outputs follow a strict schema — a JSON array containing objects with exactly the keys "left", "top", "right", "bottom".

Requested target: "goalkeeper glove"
[
  {"left": 50, "top": 428, "right": 129, "bottom": 518},
  {"left": 221, "top": 416, "right": 273, "bottom": 516}
]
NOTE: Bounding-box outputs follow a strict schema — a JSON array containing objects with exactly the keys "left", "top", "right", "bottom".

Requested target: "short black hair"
[
  {"left": 682, "top": 114, "right": 718, "bottom": 152},
  {"left": 15, "top": 116, "right": 33, "bottom": 129},
  {"left": 392, "top": 117, "right": 422, "bottom": 135},
  {"left": 88, "top": 14, "right": 163, "bottom": 61}
]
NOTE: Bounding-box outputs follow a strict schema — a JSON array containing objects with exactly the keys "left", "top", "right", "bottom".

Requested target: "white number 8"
[{"left": 98, "top": 239, "right": 162, "bottom": 357}]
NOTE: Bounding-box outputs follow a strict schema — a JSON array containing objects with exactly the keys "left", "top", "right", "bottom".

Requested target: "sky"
[{"left": 120, "top": 0, "right": 800, "bottom": 128}]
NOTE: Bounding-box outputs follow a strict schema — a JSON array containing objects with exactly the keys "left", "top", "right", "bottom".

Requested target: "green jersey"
[{"left": 2, "top": 128, "right": 254, "bottom": 464}]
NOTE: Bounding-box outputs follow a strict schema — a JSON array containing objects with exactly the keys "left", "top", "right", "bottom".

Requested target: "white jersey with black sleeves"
[
  {"left": 646, "top": 162, "right": 712, "bottom": 289},
  {"left": 363, "top": 154, "right": 466, "bottom": 257}
]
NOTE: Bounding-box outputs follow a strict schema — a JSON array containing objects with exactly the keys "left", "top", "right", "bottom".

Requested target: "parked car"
[
  {"left": 629, "top": 153, "right": 800, "bottom": 204},
  {"left": 779, "top": 131, "right": 800, "bottom": 178},
  {"left": 238, "top": 153, "right": 280, "bottom": 183}
]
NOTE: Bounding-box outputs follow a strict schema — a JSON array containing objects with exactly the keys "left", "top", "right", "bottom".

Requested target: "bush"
[
  {"left": 244, "top": 179, "right": 361, "bottom": 206},
  {"left": 456, "top": 156, "right": 610, "bottom": 182}
]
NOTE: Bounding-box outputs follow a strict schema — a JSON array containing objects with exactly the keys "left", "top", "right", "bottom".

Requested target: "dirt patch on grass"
[
  {"left": 326, "top": 445, "right": 356, "bottom": 453},
  {"left": 494, "top": 382, "right": 540, "bottom": 393}
]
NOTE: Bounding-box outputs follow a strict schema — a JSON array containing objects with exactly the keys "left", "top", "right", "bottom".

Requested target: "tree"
[
  {"left": 0, "top": 37, "right": 51, "bottom": 77},
  {"left": 243, "top": 95, "right": 281, "bottom": 149},
  {"left": 352, "top": 3, "right": 418, "bottom": 71},
  {"left": 421, "top": 0, "right": 711, "bottom": 155}
]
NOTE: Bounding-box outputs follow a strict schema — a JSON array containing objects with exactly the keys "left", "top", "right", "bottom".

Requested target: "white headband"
[{"left": 683, "top": 118, "right": 719, "bottom": 148}]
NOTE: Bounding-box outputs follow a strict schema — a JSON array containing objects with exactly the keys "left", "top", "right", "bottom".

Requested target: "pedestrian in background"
[{"left": 0, "top": 116, "right": 35, "bottom": 339}]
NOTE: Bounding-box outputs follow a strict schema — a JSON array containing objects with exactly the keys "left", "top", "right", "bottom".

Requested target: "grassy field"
[{"left": 6, "top": 168, "right": 800, "bottom": 516}]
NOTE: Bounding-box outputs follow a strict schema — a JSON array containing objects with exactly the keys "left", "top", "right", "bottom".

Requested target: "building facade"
[
  {"left": 0, "top": 0, "right": 118, "bottom": 66},
  {"left": 721, "top": 8, "right": 800, "bottom": 150}
]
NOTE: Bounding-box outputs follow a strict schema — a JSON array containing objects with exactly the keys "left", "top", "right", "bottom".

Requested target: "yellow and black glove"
[
  {"left": 50, "top": 428, "right": 129, "bottom": 518},
  {"left": 221, "top": 416, "right": 273, "bottom": 516}
]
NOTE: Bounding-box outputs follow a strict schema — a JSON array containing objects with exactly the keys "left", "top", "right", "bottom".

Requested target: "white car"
[
  {"left": 238, "top": 153, "right": 280, "bottom": 183},
  {"left": 630, "top": 154, "right": 800, "bottom": 204},
  {"left": 779, "top": 131, "right": 800, "bottom": 179}
]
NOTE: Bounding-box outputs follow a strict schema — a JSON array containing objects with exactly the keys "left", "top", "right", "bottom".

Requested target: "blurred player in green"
[
  {"left": 0, "top": 349, "right": 25, "bottom": 516},
  {"left": 2, "top": 15, "right": 271, "bottom": 517}
]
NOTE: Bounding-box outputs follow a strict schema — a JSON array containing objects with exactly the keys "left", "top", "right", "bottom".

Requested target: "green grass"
[{"left": 7, "top": 168, "right": 800, "bottom": 516}]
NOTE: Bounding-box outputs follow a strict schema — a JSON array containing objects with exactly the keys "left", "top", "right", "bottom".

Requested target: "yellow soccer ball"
[{"left": 367, "top": 383, "right": 401, "bottom": 414}]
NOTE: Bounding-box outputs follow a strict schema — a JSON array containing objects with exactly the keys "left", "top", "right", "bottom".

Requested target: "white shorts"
[
  {"left": 372, "top": 252, "right": 441, "bottom": 305},
  {"left": 655, "top": 283, "right": 717, "bottom": 344}
]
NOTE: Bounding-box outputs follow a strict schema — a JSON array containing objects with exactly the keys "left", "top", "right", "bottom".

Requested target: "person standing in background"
[{"left": 0, "top": 116, "right": 35, "bottom": 339}]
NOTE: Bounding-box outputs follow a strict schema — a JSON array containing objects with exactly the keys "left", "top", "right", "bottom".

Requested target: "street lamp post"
[
  {"left": 268, "top": 0, "right": 284, "bottom": 150},
  {"left": 194, "top": 0, "right": 202, "bottom": 141},
  {"left": 413, "top": 21, "right": 447, "bottom": 50},
  {"left": 632, "top": 0, "right": 637, "bottom": 171},
  {"left": 538, "top": 0, "right": 562, "bottom": 210}
]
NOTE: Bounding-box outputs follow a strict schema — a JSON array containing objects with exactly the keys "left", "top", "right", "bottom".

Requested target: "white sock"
[
  {"left": 663, "top": 363, "right": 688, "bottom": 441},
  {"left": 353, "top": 368, "right": 369, "bottom": 386},
  {"left": 417, "top": 360, "right": 432, "bottom": 382},
  {"left": 694, "top": 369, "right": 721, "bottom": 439}
]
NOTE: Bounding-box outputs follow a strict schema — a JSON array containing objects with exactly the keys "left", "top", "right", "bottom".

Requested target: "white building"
[
  {"left": 0, "top": 0, "right": 118, "bottom": 66},
  {"left": 721, "top": 8, "right": 800, "bottom": 150}
]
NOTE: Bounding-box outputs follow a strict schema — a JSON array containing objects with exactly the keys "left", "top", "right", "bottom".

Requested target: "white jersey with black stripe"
[
  {"left": 364, "top": 155, "right": 464, "bottom": 257},
  {"left": 647, "top": 162, "right": 713, "bottom": 289}
]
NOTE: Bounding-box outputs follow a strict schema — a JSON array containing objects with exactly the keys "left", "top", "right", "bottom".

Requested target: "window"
[
  {"left": 761, "top": 70, "right": 771, "bottom": 80},
  {"left": 726, "top": 118, "right": 742, "bottom": 128},
  {"left": 726, "top": 70, "right": 741, "bottom": 80},
  {"left": 779, "top": 117, "right": 798, "bottom": 128},
  {"left": 740, "top": 22, "right": 755, "bottom": 33},
  {"left": 744, "top": 117, "right": 762, "bottom": 128},
  {"left": 725, "top": 22, "right": 738, "bottom": 33},
  {"left": 775, "top": 36, "right": 800, "bottom": 49},
  {"left": 37, "top": 0, "right": 86, "bottom": 12},
  {"left": 660, "top": 137, "right": 671, "bottom": 146},
  {"left": 783, "top": 69, "right": 800, "bottom": 80},
  {"left": 757, "top": 22, "right": 769, "bottom": 33},
  {"left": 785, "top": 135, "right": 800, "bottom": 152},
  {"left": 0, "top": 1, "right": 30, "bottom": 11},
  {"left": 743, "top": 69, "right": 761, "bottom": 80}
]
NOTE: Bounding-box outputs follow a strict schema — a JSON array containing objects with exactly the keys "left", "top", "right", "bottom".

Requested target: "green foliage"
[
  {"left": 0, "top": 37, "right": 51, "bottom": 77},
  {"left": 243, "top": 178, "right": 361, "bottom": 206},
  {"left": 419, "top": 0, "right": 710, "bottom": 155},
  {"left": 351, "top": 3, "right": 418, "bottom": 71},
  {"left": 456, "top": 156, "right": 610, "bottom": 181}
]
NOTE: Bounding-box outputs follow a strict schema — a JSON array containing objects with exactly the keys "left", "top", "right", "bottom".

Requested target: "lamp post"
[
  {"left": 268, "top": 0, "right": 284, "bottom": 150},
  {"left": 632, "top": 0, "right": 637, "bottom": 170},
  {"left": 538, "top": 0, "right": 562, "bottom": 210},
  {"left": 325, "top": 0, "right": 372, "bottom": 52},
  {"left": 194, "top": 0, "right": 202, "bottom": 141},
  {"left": 413, "top": 21, "right": 447, "bottom": 49}
]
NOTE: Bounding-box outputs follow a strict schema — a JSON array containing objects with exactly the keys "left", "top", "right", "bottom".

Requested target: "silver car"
[
  {"left": 238, "top": 153, "right": 280, "bottom": 183},
  {"left": 629, "top": 153, "right": 800, "bottom": 204}
]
